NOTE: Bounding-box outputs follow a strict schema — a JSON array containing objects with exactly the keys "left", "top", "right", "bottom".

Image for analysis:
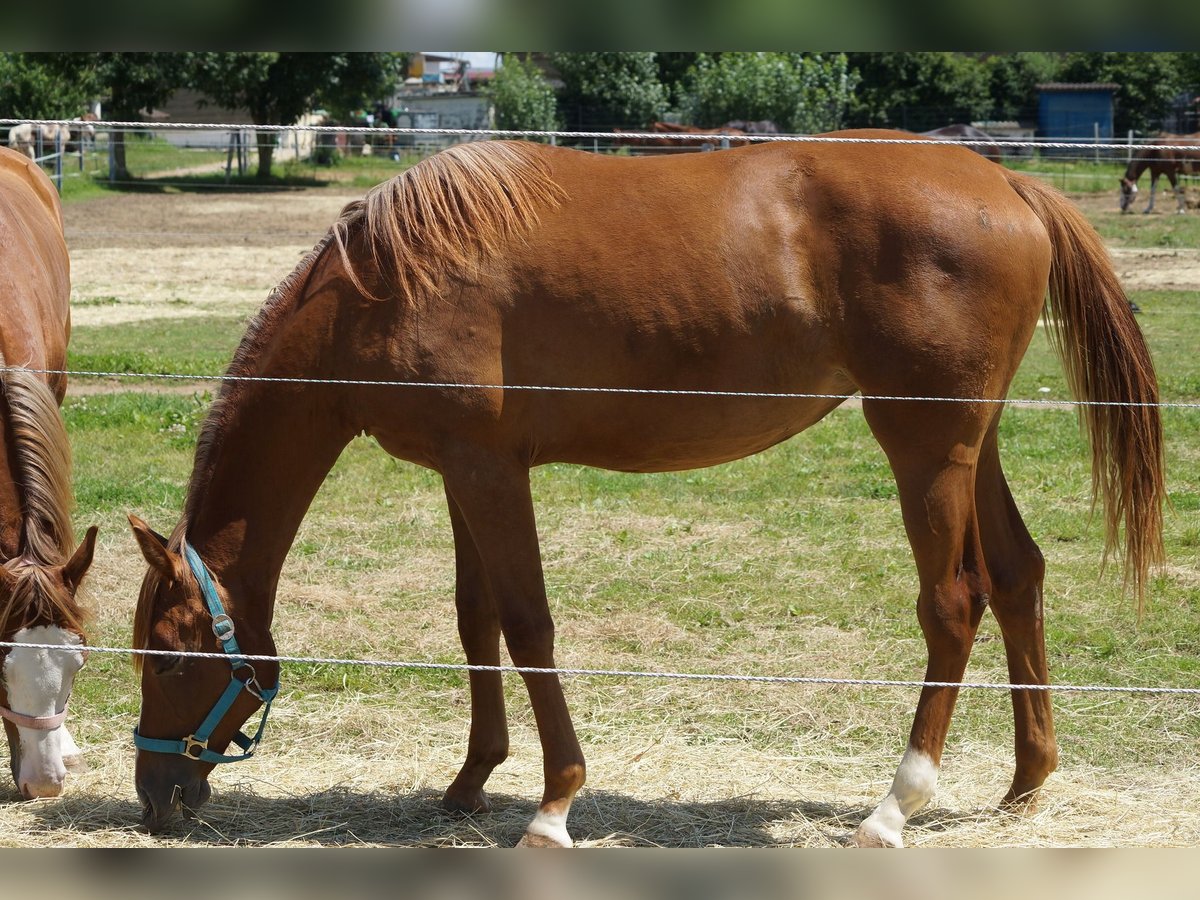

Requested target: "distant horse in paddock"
[
  {"left": 0, "top": 147, "right": 99, "bottom": 798},
  {"left": 6, "top": 123, "right": 74, "bottom": 162},
  {"left": 1119, "top": 132, "right": 1200, "bottom": 214},
  {"left": 722, "top": 119, "right": 780, "bottom": 135},
  {"left": 920, "top": 124, "right": 1003, "bottom": 162},
  {"left": 128, "top": 132, "right": 1163, "bottom": 847},
  {"left": 615, "top": 121, "right": 750, "bottom": 153}
]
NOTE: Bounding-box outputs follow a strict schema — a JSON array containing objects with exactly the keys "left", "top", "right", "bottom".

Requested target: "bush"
[{"left": 486, "top": 56, "right": 559, "bottom": 133}]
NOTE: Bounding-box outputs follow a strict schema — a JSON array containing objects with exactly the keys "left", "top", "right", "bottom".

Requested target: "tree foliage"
[
  {"left": 984, "top": 52, "right": 1061, "bottom": 121},
  {"left": 549, "top": 52, "right": 668, "bottom": 129},
  {"left": 190, "top": 52, "right": 403, "bottom": 179},
  {"left": 845, "top": 52, "right": 994, "bottom": 131},
  {"left": 0, "top": 53, "right": 95, "bottom": 120},
  {"left": 1058, "top": 52, "right": 1184, "bottom": 135},
  {"left": 486, "top": 55, "right": 559, "bottom": 132},
  {"left": 681, "top": 53, "right": 858, "bottom": 133}
]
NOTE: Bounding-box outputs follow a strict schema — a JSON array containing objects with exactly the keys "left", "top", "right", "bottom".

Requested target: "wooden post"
[
  {"left": 53, "top": 131, "right": 62, "bottom": 193},
  {"left": 226, "top": 131, "right": 235, "bottom": 183}
]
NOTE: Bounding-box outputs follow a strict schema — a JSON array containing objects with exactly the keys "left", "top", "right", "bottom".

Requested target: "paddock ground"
[{"left": 0, "top": 183, "right": 1195, "bottom": 847}]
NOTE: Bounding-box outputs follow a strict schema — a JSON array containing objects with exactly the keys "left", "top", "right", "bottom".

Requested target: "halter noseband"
[{"left": 133, "top": 540, "right": 279, "bottom": 765}]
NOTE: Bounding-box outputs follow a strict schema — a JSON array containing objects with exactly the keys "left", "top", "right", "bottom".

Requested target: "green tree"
[
  {"left": 1058, "top": 52, "right": 1184, "bottom": 135},
  {"left": 681, "top": 53, "right": 858, "bottom": 133},
  {"left": 487, "top": 55, "right": 559, "bottom": 132},
  {"left": 190, "top": 52, "right": 403, "bottom": 179},
  {"left": 33, "top": 52, "right": 191, "bottom": 180},
  {"left": 0, "top": 53, "right": 95, "bottom": 121},
  {"left": 984, "top": 53, "right": 1062, "bottom": 121},
  {"left": 846, "top": 52, "right": 993, "bottom": 131},
  {"left": 548, "top": 52, "right": 668, "bottom": 129}
]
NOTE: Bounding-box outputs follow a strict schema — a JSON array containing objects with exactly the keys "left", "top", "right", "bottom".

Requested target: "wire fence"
[
  {"left": 4, "top": 119, "right": 1198, "bottom": 723},
  {"left": 4, "top": 639, "right": 1200, "bottom": 696}
]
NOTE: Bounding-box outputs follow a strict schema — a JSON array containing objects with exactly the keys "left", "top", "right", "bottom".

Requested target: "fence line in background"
[
  {"left": 3, "top": 640, "right": 1197, "bottom": 696},
  {"left": 6, "top": 366, "right": 1199, "bottom": 410},
  {"left": 5, "top": 119, "right": 1200, "bottom": 154}
]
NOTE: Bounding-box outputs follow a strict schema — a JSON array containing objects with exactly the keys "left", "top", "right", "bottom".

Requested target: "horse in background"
[
  {"left": 615, "top": 121, "right": 750, "bottom": 153},
  {"left": 1119, "top": 132, "right": 1200, "bottom": 214},
  {"left": 5, "top": 121, "right": 93, "bottom": 163},
  {"left": 919, "top": 124, "right": 1003, "bottom": 162},
  {"left": 0, "top": 147, "right": 99, "bottom": 798}
]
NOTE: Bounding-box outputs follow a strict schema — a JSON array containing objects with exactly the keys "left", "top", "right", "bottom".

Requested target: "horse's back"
[
  {"left": 380, "top": 138, "right": 1051, "bottom": 469},
  {"left": 0, "top": 146, "right": 71, "bottom": 373}
]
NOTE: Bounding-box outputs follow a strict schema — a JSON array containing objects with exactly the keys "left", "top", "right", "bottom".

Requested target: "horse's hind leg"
[
  {"left": 1169, "top": 170, "right": 1187, "bottom": 213},
  {"left": 442, "top": 489, "right": 509, "bottom": 815},
  {"left": 975, "top": 422, "right": 1058, "bottom": 804},
  {"left": 852, "top": 399, "right": 992, "bottom": 848},
  {"left": 441, "top": 454, "right": 586, "bottom": 847}
]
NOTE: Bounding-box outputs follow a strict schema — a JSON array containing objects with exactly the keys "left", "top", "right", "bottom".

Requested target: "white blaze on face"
[
  {"left": 856, "top": 746, "right": 939, "bottom": 848},
  {"left": 3, "top": 625, "right": 85, "bottom": 798}
]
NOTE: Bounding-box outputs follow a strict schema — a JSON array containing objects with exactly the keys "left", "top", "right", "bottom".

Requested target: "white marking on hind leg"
[
  {"left": 523, "top": 806, "right": 574, "bottom": 847},
  {"left": 854, "top": 747, "right": 939, "bottom": 848}
]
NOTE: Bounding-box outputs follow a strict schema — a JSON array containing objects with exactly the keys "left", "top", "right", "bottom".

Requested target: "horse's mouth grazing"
[{"left": 138, "top": 778, "right": 211, "bottom": 833}]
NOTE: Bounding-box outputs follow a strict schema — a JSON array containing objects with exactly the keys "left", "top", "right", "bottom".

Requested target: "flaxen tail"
[{"left": 1004, "top": 170, "right": 1165, "bottom": 608}]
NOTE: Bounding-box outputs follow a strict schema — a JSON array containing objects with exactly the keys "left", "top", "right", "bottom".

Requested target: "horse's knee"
[{"left": 499, "top": 610, "right": 556, "bottom": 662}]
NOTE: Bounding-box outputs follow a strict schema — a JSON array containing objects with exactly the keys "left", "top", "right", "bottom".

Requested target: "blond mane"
[
  {"left": 332, "top": 140, "right": 564, "bottom": 303},
  {"left": 0, "top": 354, "right": 85, "bottom": 637}
]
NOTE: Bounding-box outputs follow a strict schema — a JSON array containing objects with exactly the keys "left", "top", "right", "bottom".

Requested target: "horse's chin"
[{"left": 138, "top": 777, "right": 211, "bottom": 834}]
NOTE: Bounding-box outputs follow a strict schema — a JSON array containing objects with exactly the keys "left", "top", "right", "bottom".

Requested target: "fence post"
[
  {"left": 1128, "top": 129, "right": 1134, "bottom": 164},
  {"left": 108, "top": 128, "right": 116, "bottom": 183},
  {"left": 226, "top": 131, "right": 235, "bottom": 183},
  {"left": 54, "top": 131, "right": 62, "bottom": 193},
  {"left": 1094, "top": 122, "right": 1100, "bottom": 165}
]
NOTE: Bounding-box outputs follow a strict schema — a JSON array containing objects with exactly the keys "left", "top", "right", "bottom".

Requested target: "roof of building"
[{"left": 1036, "top": 82, "right": 1121, "bottom": 92}]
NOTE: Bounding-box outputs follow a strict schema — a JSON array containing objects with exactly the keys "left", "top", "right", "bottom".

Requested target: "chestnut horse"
[
  {"left": 1119, "top": 132, "right": 1200, "bottom": 214},
  {"left": 129, "top": 131, "right": 1164, "bottom": 846},
  {"left": 615, "top": 121, "right": 750, "bottom": 153},
  {"left": 0, "top": 146, "right": 99, "bottom": 798}
]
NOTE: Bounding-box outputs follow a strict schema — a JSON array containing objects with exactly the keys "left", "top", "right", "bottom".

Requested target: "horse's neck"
[
  {"left": 183, "top": 291, "right": 363, "bottom": 625},
  {"left": 1126, "top": 157, "right": 1150, "bottom": 180}
]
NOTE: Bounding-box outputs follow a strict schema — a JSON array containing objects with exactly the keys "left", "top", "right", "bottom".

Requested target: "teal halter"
[{"left": 133, "top": 540, "right": 280, "bottom": 765}]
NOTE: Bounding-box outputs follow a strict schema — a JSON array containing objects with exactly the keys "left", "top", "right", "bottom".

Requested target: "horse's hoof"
[
  {"left": 443, "top": 787, "right": 492, "bottom": 815},
  {"left": 849, "top": 824, "right": 902, "bottom": 848},
  {"left": 1000, "top": 786, "right": 1041, "bottom": 813},
  {"left": 517, "top": 830, "right": 573, "bottom": 848}
]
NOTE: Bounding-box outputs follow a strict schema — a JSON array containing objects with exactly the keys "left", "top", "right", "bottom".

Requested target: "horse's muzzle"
[{"left": 136, "top": 755, "right": 211, "bottom": 833}]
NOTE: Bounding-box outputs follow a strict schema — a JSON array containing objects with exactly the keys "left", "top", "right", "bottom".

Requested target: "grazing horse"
[
  {"left": 1119, "top": 133, "right": 1200, "bottom": 214},
  {"left": 129, "top": 132, "right": 1163, "bottom": 846},
  {"left": 0, "top": 146, "right": 99, "bottom": 798}
]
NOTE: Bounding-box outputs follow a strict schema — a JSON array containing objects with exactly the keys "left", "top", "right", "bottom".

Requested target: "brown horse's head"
[
  {"left": 129, "top": 516, "right": 277, "bottom": 833},
  {"left": 1119, "top": 176, "right": 1139, "bottom": 212},
  {"left": 0, "top": 527, "right": 97, "bottom": 798}
]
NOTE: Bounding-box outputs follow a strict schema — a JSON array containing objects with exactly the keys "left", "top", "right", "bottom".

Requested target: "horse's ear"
[
  {"left": 128, "top": 515, "right": 176, "bottom": 581},
  {"left": 62, "top": 526, "right": 99, "bottom": 594}
]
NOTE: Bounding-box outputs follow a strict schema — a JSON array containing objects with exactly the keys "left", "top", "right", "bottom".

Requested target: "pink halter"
[{"left": 0, "top": 704, "right": 67, "bottom": 730}]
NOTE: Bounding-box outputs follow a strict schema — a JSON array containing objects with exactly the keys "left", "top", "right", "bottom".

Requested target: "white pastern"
[
  {"left": 3, "top": 626, "right": 85, "bottom": 796},
  {"left": 855, "top": 747, "right": 939, "bottom": 848},
  {"left": 524, "top": 807, "right": 574, "bottom": 847}
]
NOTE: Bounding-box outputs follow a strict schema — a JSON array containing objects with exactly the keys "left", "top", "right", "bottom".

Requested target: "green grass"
[
  {"left": 1003, "top": 156, "right": 1128, "bottom": 193},
  {"left": 67, "top": 314, "right": 249, "bottom": 380},
  {"left": 60, "top": 284, "right": 1200, "bottom": 777}
]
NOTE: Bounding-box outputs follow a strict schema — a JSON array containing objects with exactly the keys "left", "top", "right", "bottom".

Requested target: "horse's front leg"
[
  {"left": 442, "top": 453, "right": 585, "bottom": 848},
  {"left": 442, "top": 489, "right": 509, "bottom": 815},
  {"left": 1144, "top": 175, "right": 1158, "bottom": 213}
]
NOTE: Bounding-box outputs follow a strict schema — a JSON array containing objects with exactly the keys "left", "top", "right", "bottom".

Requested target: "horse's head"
[
  {"left": 129, "top": 516, "right": 278, "bottom": 833},
  {"left": 1119, "top": 177, "right": 1139, "bottom": 212},
  {"left": 0, "top": 526, "right": 97, "bottom": 798}
]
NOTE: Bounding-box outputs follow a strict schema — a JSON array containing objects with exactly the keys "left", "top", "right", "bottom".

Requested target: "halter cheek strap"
[
  {"left": 133, "top": 540, "right": 280, "bottom": 765},
  {"left": 0, "top": 705, "right": 67, "bottom": 730}
]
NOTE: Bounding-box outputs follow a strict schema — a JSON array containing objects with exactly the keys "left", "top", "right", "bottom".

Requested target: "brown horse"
[
  {"left": 919, "top": 124, "right": 1003, "bottom": 163},
  {"left": 129, "top": 131, "right": 1164, "bottom": 846},
  {"left": 1119, "top": 132, "right": 1200, "bottom": 214},
  {"left": 0, "top": 146, "right": 99, "bottom": 798},
  {"left": 615, "top": 121, "right": 750, "bottom": 153}
]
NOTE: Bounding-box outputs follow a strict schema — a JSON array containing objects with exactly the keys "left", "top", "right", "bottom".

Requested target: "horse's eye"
[{"left": 152, "top": 654, "right": 183, "bottom": 675}]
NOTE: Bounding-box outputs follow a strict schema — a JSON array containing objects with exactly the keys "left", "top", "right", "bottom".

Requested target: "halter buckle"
[
  {"left": 211, "top": 614, "right": 236, "bottom": 642},
  {"left": 182, "top": 734, "right": 208, "bottom": 759}
]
